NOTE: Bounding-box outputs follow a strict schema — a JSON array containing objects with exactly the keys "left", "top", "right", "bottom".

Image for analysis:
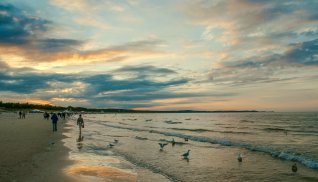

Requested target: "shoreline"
[{"left": 0, "top": 112, "right": 74, "bottom": 182}]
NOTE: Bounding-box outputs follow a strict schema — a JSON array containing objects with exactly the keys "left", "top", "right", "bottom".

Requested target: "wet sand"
[{"left": 0, "top": 112, "right": 74, "bottom": 182}]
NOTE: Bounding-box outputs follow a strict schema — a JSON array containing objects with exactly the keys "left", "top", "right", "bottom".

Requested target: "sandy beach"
[{"left": 0, "top": 112, "right": 74, "bottom": 182}]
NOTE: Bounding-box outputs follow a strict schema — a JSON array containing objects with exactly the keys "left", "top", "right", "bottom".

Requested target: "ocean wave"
[
  {"left": 168, "top": 127, "right": 252, "bottom": 135},
  {"left": 100, "top": 123, "right": 318, "bottom": 170},
  {"left": 263, "top": 128, "right": 318, "bottom": 135},
  {"left": 135, "top": 136, "right": 148, "bottom": 140},
  {"left": 168, "top": 128, "right": 211, "bottom": 132},
  {"left": 114, "top": 149, "right": 181, "bottom": 182},
  {"left": 263, "top": 128, "right": 287, "bottom": 132},
  {"left": 240, "top": 119, "right": 255, "bottom": 123},
  {"left": 164, "top": 120, "right": 182, "bottom": 124}
]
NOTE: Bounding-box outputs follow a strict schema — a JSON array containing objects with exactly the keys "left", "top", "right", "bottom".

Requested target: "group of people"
[
  {"left": 43, "top": 112, "right": 50, "bottom": 120},
  {"left": 48, "top": 112, "right": 84, "bottom": 133},
  {"left": 18, "top": 111, "right": 26, "bottom": 119}
]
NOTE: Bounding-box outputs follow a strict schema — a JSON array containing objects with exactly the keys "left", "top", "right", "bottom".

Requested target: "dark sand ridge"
[{"left": 0, "top": 112, "right": 75, "bottom": 182}]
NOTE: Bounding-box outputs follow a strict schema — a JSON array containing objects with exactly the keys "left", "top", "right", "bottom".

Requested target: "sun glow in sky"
[{"left": 0, "top": 0, "right": 318, "bottom": 111}]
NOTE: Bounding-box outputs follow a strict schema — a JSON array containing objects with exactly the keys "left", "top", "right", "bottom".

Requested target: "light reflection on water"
[
  {"left": 62, "top": 116, "right": 171, "bottom": 182},
  {"left": 65, "top": 165, "right": 136, "bottom": 182}
]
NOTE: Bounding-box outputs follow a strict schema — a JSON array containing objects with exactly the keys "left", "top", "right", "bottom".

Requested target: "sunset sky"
[{"left": 0, "top": 0, "right": 317, "bottom": 111}]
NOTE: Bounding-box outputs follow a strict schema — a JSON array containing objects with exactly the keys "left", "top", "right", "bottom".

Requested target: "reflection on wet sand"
[
  {"left": 76, "top": 133, "right": 84, "bottom": 149},
  {"left": 65, "top": 165, "right": 137, "bottom": 182}
]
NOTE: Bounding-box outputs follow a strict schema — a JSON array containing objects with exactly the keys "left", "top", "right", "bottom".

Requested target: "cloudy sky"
[{"left": 0, "top": 0, "right": 317, "bottom": 111}]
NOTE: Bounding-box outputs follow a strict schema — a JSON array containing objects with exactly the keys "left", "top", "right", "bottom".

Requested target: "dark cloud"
[
  {"left": 0, "top": 3, "right": 50, "bottom": 45},
  {"left": 0, "top": 72, "right": 50, "bottom": 93},
  {"left": 209, "top": 38, "right": 318, "bottom": 86},
  {"left": 116, "top": 65, "right": 177, "bottom": 75},
  {"left": 36, "top": 38, "right": 83, "bottom": 52},
  {"left": 0, "top": 70, "right": 77, "bottom": 93},
  {"left": 0, "top": 62, "right": 236, "bottom": 108},
  {"left": 0, "top": 63, "right": 193, "bottom": 106},
  {"left": 83, "top": 74, "right": 189, "bottom": 95},
  {"left": 221, "top": 38, "right": 318, "bottom": 69},
  {"left": 284, "top": 38, "right": 318, "bottom": 65},
  {"left": 0, "top": 2, "right": 84, "bottom": 55}
]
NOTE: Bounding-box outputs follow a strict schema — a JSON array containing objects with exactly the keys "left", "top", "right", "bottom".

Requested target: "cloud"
[
  {"left": 208, "top": 38, "right": 318, "bottom": 86},
  {"left": 224, "top": 38, "right": 318, "bottom": 68},
  {"left": 116, "top": 65, "right": 177, "bottom": 77},
  {"left": 0, "top": 62, "right": 236, "bottom": 108},
  {"left": 284, "top": 38, "right": 318, "bottom": 65},
  {"left": 0, "top": 62, "right": 181, "bottom": 105},
  {"left": 49, "top": 0, "right": 125, "bottom": 30},
  {"left": 35, "top": 38, "right": 83, "bottom": 52},
  {"left": 0, "top": 3, "right": 50, "bottom": 45},
  {"left": 0, "top": 3, "right": 169, "bottom": 65},
  {"left": 0, "top": 2, "right": 86, "bottom": 61},
  {"left": 182, "top": 0, "right": 318, "bottom": 50},
  {"left": 83, "top": 74, "right": 189, "bottom": 96}
]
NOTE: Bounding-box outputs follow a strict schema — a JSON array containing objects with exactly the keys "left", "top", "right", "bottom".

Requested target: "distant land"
[{"left": 0, "top": 101, "right": 272, "bottom": 113}]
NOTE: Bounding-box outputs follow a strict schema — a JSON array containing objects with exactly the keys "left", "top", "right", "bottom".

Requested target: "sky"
[{"left": 0, "top": 0, "right": 317, "bottom": 111}]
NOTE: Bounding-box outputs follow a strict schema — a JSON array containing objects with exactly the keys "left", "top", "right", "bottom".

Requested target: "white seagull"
[
  {"left": 159, "top": 143, "right": 168, "bottom": 151},
  {"left": 182, "top": 150, "right": 191, "bottom": 159},
  {"left": 237, "top": 153, "right": 242, "bottom": 162}
]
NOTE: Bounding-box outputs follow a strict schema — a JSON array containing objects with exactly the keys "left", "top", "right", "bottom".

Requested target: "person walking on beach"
[
  {"left": 77, "top": 114, "right": 84, "bottom": 135},
  {"left": 19, "top": 111, "right": 22, "bottom": 119},
  {"left": 51, "top": 113, "right": 59, "bottom": 132}
]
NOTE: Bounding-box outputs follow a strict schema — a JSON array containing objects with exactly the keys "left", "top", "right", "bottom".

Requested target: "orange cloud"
[{"left": 0, "top": 39, "right": 171, "bottom": 69}]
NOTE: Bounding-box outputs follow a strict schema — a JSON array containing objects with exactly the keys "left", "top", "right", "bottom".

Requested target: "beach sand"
[{"left": 0, "top": 112, "right": 74, "bottom": 182}]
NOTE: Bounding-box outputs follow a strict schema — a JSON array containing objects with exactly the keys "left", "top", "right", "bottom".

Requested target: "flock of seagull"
[{"left": 106, "top": 137, "right": 298, "bottom": 173}]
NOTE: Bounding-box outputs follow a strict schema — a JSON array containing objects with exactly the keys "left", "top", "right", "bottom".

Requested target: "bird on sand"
[
  {"left": 292, "top": 163, "right": 297, "bottom": 173},
  {"left": 237, "top": 153, "right": 242, "bottom": 162},
  {"left": 108, "top": 143, "right": 114, "bottom": 148},
  {"left": 184, "top": 138, "right": 189, "bottom": 142},
  {"left": 159, "top": 143, "right": 168, "bottom": 151},
  {"left": 172, "top": 138, "right": 176, "bottom": 146},
  {"left": 182, "top": 150, "right": 191, "bottom": 159},
  {"left": 113, "top": 139, "right": 119, "bottom": 143}
]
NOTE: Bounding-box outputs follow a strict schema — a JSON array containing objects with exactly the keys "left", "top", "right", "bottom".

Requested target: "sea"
[{"left": 62, "top": 112, "right": 318, "bottom": 181}]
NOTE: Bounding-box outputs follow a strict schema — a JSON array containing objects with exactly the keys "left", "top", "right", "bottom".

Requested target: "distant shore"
[
  {"left": 0, "top": 112, "right": 74, "bottom": 181},
  {"left": 0, "top": 101, "right": 274, "bottom": 113}
]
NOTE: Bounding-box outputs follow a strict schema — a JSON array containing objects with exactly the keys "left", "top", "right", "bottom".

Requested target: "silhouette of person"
[
  {"left": 51, "top": 113, "right": 59, "bottom": 132},
  {"left": 77, "top": 114, "right": 84, "bottom": 135}
]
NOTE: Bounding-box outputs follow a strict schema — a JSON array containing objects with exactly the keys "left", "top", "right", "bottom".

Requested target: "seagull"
[
  {"left": 108, "top": 143, "right": 114, "bottom": 148},
  {"left": 159, "top": 143, "right": 168, "bottom": 151},
  {"left": 184, "top": 138, "right": 189, "bottom": 142},
  {"left": 292, "top": 163, "right": 297, "bottom": 172},
  {"left": 114, "top": 139, "right": 119, "bottom": 143},
  {"left": 172, "top": 138, "right": 176, "bottom": 146},
  {"left": 182, "top": 150, "right": 190, "bottom": 159},
  {"left": 237, "top": 154, "right": 242, "bottom": 162}
]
